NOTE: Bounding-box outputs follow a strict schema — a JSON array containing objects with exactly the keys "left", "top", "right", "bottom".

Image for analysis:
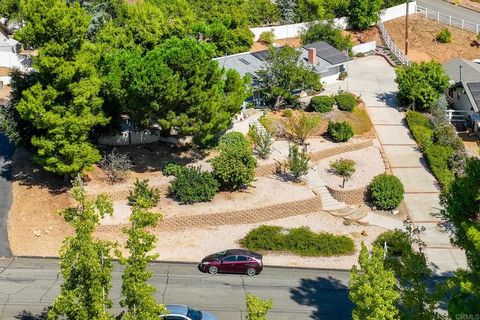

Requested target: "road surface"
[
  {"left": 0, "top": 258, "right": 353, "bottom": 320},
  {"left": 0, "top": 133, "right": 14, "bottom": 257},
  {"left": 417, "top": 0, "right": 480, "bottom": 24}
]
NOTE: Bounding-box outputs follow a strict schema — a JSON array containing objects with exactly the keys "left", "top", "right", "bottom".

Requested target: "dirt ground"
[
  {"left": 98, "top": 212, "right": 387, "bottom": 269},
  {"left": 0, "top": 67, "right": 11, "bottom": 76},
  {"left": 384, "top": 14, "right": 480, "bottom": 63},
  {"left": 251, "top": 37, "right": 302, "bottom": 52},
  {"left": 344, "top": 27, "right": 382, "bottom": 46}
]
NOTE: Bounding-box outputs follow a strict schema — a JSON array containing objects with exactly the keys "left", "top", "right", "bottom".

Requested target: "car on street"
[
  {"left": 160, "top": 304, "right": 218, "bottom": 320},
  {"left": 198, "top": 249, "right": 263, "bottom": 276}
]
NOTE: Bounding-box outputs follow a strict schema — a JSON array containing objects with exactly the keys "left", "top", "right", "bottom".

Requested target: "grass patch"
[{"left": 240, "top": 225, "right": 355, "bottom": 257}]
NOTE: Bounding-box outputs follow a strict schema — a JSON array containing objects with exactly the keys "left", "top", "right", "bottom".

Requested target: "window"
[
  {"left": 236, "top": 256, "right": 248, "bottom": 262},
  {"left": 223, "top": 256, "right": 236, "bottom": 262}
]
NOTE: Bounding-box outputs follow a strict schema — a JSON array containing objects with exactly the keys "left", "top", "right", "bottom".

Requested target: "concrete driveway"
[
  {"left": 0, "top": 133, "right": 14, "bottom": 257},
  {"left": 325, "top": 56, "right": 467, "bottom": 275}
]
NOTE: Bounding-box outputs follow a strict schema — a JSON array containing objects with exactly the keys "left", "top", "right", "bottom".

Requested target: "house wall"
[
  {"left": 449, "top": 87, "right": 475, "bottom": 116},
  {"left": 98, "top": 130, "right": 163, "bottom": 146},
  {"left": 352, "top": 41, "right": 376, "bottom": 55},
  {"left": 0, "top": 32, "right": 7, "bottom": 43},
  {"left": 0, "top": 52, "right": 32, "bottom": 69}
]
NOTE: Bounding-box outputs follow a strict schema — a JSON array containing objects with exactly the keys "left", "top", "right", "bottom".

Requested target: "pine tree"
[
  {"left": 48, "top": 176, "right": 114, "bottom": 320},
  {"left": 349, "top": 243, "right": 399, "bottom": 320},
  {"left": 276, "top": 0, "right": 296, "bottom": 23},
  {"left": 119, "top": 180, "right": 167, "bottom": 319}
]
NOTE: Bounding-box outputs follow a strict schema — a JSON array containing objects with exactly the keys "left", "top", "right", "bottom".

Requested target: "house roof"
[
  {"left": 443, "top": 58, "right": 480, "bottom": 112},
  {"left": 0, "top": 22, "right": 12, "bottom": 38},
  {"left": 213, "top": 41, "right": 349, "bottom": 79},
  {"left": 0, "top": 38, "right": 18, "bottom": 47}
]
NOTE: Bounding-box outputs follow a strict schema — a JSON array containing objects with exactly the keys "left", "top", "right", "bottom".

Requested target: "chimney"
[{"left": 308, "top": 48, "right": 317, "bottom": 65}]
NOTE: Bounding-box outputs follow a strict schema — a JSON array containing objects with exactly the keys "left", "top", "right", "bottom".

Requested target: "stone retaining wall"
[
  {"left": 327, "top": 186, "right": 367, "bottom": 205},
  {"left": 255, "top": 139, "right": 374, "bottom": 177},
  {"left": 97, "top": 195, "right": 322, "bottom": 232}
]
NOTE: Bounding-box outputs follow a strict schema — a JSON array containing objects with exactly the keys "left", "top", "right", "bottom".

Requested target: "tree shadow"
[
  {"left": 290, "top": 276, "right": 353, "bottom": 320},
  {"left": 0, "top": 133, "right": 15, "bottom": 182},
  {"left": 15, "top": 309, "right": 48, "bottom": 320},
  {"left": 376, "top": 92, "right": 398, "bottom": 108}
]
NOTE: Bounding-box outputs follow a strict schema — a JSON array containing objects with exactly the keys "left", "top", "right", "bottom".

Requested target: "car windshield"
[
  {"left": 214, "top": 250, "right": 227, "bottom": 258},
  {"left": 186, "top": 307, "right": 202, "bottom": 320}
]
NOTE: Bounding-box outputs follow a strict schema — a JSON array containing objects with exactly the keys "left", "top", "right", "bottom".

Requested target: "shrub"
[
  {"left": 246, "top": 294, "right": 273, "bottom": 320},
  {"left": 241, "top": 225, "right": 355, "bottom": 256},
  {"left": 335, "top": 92, "right": 356, "bottom": 112},
  {"left": 432, "top": 123, "right": 463, "bottom": 150},
  {"left": 373, "top": 230, "right": 413, "bottom": 271},
  {"left": 448, "top": 148, "right": 467, "bottom": 178},
  {"left": 431, "top": 95, "right": 449, "bottom": 127},
  {"left": 338, "top": 71, "right": 348, "bottom": 80},
  {"left": 368, "top": 173, "right": 404, "bottom": 210},
  {"left": 212, "top": 135, "right": 257, "bottom": 190},
  {"left": 309, "top": 96, "right": 334, "bottom": 113},
  {"left": 436, "top": 28, "right": 452, "bottom": 43},
  {"left": 218, "top": 131, "right": 251, "bottom": 152},
  {"left": 249, "top": 124, "right": 274, "bottom": 159},
  {"left": 287, "top": 144, "right": 310, "bottom": 180},
  {"left": 329, "top": 158, "right": 356, "bottom": 188},
  {"left": 163, "top": 162, "right": 183, "bottom": 177},
  {"left": 259, "top": 115, "right": 278, "bottom": 136},
  {"left": 286, "top": 111, "right": 321, "bottom": 144},
  {"left": 300, "top": 20, "right": 353, "bottom": 52},
  {"left": 423, "top": 143, "right": 455, "bottom": 187},
  {"left": 169, "top": 166, "right": 219, "bottom": 204},
  {"left": 100, "top": 149, "right": 133, "bottom": 184},
  {"left": 405, "top": 111, "right": 433, "bottom": 146},
  {"left": 327, "top": 121, "right": 354, "bottom": 142},
  {"left": 128, "top": 179, "right": 160, "bottom": 208},
  {"left": 259, "top": 31, "right": 274, "bottom": 45},
  {"left": 282, "top": 108, "right": 293, "bottom": 117}
]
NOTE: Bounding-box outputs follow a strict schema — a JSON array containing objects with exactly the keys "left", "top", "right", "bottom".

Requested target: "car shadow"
[
  {"left": 290, "top": 276, "right": 353, "bottom": 320},
  {"left": 15, "top": 309, "right": 48, "bottom": 320}
]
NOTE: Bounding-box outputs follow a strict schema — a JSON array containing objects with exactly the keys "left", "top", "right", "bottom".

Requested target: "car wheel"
[
  {"left": 208, "top": 266, "right": 218, "bottom": 275},
  {"left": 246, "top": 268, "right": 256, "bottom": 276}
]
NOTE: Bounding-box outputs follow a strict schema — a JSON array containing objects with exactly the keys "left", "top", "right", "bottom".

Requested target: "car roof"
[
  {"left": 225, "top": 249, "right": 250, "bottom": 256},
  {"left": 166, "top": 304, "right": 188, "bottom": 315}
]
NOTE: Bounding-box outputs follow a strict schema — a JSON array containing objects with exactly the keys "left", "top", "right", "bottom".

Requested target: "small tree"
[
  {"left": 349, "top": 243, "right": 400, "bottom": 320},
  {"left": 249, "top": 124, "right": 274, "bottom": 159},
  {"left": 348, "top": 0, "right": 384, "bottom": 31},
  {"left": 48, "top": 176, "right": 114, "bottom": 320},
  {"left": 245, "top": 293, "right": 273, "bottom": 320},
  {"left": 286, "top": 111, "right": 321, "bottom": 144},
  {"left": 329, "top": 158, "right": 356, "bottom": 188},
  {"left": 100, "top": 149, "right": 133, "bottom": 184},
  {"left": 287, "top": 144, "right": 310, "bottom": 181},
  {"left": 120, "top": 181, "right": 167, "bottom": 319},
  {"left": 300, "top": 20, "right": 353, "bottom": 51},
  {"left": 431, "top": 95, "right": 449, "bottom": 127},
  {"left": 128, "top": 179, "right": 160, "bottom": 208},
  {"left": 259, "top": 31, "right": 274, "bottom": 45}
]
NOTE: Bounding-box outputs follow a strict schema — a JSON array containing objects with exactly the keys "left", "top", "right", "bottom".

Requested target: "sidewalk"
[{"left": 325, "top": 56, "right": 467, "bottom": 275}]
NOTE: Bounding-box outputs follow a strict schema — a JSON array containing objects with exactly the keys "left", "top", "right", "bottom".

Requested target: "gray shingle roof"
[{"left": 443, "top": 58, "right": 480, "bottom": 84}]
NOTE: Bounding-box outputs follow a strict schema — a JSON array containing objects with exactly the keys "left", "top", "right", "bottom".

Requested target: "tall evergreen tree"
[
  {"left": 348, "top": 0, "right": 383, "bottom": 31},
  {"left": 349, "top": 243, "right": 399, "bottom": 320},
  {"left": 48, "top": 176, "right": 114, "bottom": 320},
  {"left": 276, "top": 0, "right": 296, "bottom": 23}
]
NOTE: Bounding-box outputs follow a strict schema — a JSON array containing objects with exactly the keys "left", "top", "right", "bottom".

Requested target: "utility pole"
[{"left": 405, "top": 0, "right": 409, "bottom": 55}]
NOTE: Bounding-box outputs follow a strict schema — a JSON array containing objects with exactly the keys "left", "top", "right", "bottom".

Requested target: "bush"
[
  {"left": 128, "top": 179, "right": 160, "bottom": 208},
  {"left": 282, "top": 108, "right": 293, "bottom": 117},
  {"left": 169, "top": 166, "right": 219, "bottom": 204},
  {"left": 287, "top": 144, "right": 310, "bottom": 180},
  {"left": 436, "top": 28, "right": 452, "bottom": 43},
  {"left": 163, "top": 162, "right": 183, "bottom": 177},
  {"left": 246, "top": 294, "right": 273, "bottom": 320},
  {"left": 432, "top": 123, "right": 463, "bottom": 150},
  {"left": 286, "top": 111, "right": 321, "bottom": 144},
  {"left": 330, "top": 158, "right": 356, "bottom": 188},
  {"left": 309, "top": 96, "right": 334, "bottom": 113},
  {"left": 368, "top": 173, "right": 404, "bottom": 210},
  {"left": 373, "top": 230, "right": 412, "bottom": 257},
  {"left": 249, "top": 124, "right": 274, "bottom": 159},
  {"left": 424, "top": 143, "right": 455, "bottom": 187},
  {"left": 405, "top": 111, "right": 433, "bottom": 146},
  {"left": 212, "top": 134, "right": 257, "bottom": 190},
  {"left": 241, "top": 225, "right": 355, "bottom": 257},
  {"left": 100, "top": 150, "right": 133, "bottom": 184},
  {"left": 335, "top": 92, "right": 356, "bottom": 112},
  {"left": 259, "top": 115, "right": 278, "bottom": 136},
  {"left": 338, "top": 71, "right": 348, "bottom": 80},
  {"left": 327, "top": 121, "right": 354, "bottom": 142},
  {"left": 300, "top": 20, "right": 353, "bottom": 52},
  {"left": 259, "top": 31, "right": 274, "bottom": 45}
]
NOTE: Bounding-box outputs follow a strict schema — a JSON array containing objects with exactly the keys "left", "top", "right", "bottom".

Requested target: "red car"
[{"left": 198, "top": 249, "right": 263, "bottom": 276}]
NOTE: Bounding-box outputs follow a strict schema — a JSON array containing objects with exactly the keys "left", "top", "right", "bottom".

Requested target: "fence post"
[
  {"left": 425, "top": 7, "right": 428, "bottom": 18},
  {"left": 462, "top": 19, "right": 464, "bottom": 29},
  {"left": 437, "top": 11, "right": 440, "bottom": 21},
  {"left": 477, "top": 24, "right": 479, "bottom": 34},
  {"left": 449, "top": 16, "right": 451, "bottom": 26}
]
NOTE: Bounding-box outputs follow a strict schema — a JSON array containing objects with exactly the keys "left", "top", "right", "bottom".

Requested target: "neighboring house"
[
  {"left": 0, "top": 21, "right": 31, "bottom": 71},
  {"left": 443, "top": 58, "right": 480, "bottom": 131},
  {"left": 213, "top": 41, "right": 350, "bottom": 105}
]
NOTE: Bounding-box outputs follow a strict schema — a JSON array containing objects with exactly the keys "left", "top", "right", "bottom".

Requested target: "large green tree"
[
  {"left": 300, "top": 20, "right": 353, "bottom": 51},
  {"left": 395, "top": 61, "right": 450, "bottom": 111},
  {"left": 349, "top": 243, "right": 399, "bottom": 320},
  {"left": 48, "top": 176, "right": 114, "bottom": 320},
  {"left": 255, "top": 46, "right": 322, "bottom": 108},
  {"left": 348, "top": 0, "right": 383, "bottom": 30},
  {"left": 120, "top": 180, "right": 167, "bottom": 319},
  {"left": 103, "top": 37, "right": 249, "bottom": 146},
  {"left": 441, "top": 158, "right": 480, "bottom": 316}
]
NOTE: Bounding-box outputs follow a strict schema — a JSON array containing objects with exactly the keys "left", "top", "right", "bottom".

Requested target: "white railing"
[
  {"left": 378, "top": 21, "right": 411, "bottom": 66},
  {"left": 416, "top": 5, "right": 480, "bottom": 34}
]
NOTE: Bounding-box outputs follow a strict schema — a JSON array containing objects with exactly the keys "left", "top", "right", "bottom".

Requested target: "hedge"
[
  {"left": 405, "top": 111, "right": 433, "bottom": 146},
  {"left": 309, "top": 95, "right": 334, "bottom": 113},
  {"left": 241, "top": 225, "right": 355, "bottom": 257}
]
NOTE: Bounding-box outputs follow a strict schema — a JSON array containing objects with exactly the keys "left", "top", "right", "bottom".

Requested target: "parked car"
[
  {"left": 198, "top": 249, "right": 263, "bottom": 276},
  {"left": 160, "top": 304, "right": 218, "bottom": 320}
]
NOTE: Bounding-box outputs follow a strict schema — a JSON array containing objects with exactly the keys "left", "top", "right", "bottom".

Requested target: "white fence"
[
  {"left": 378, "top": 21, "right": 411, "bottom": 66},
  {"left": 416, "top": 5, "right": 480, "bottom": 34},
  {"left": 98, "top": 130, "right": 163, "bottom": 146},
  {"left": 250, "top": 2, "right": 417, "bottom": 41},
  {"left": 352, "top": 41, "right": 377, "bottom": 55}
]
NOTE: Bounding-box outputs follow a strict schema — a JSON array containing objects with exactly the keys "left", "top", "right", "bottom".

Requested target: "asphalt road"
[
  {"left": 0, "top": 133, "right": 14, "bottom": 258},
  {"left": 0, "top": 258, "right": 353, "bottom": 320},
  {"left": 417, "top": 0, "right": 480, "bottom": 24}
]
